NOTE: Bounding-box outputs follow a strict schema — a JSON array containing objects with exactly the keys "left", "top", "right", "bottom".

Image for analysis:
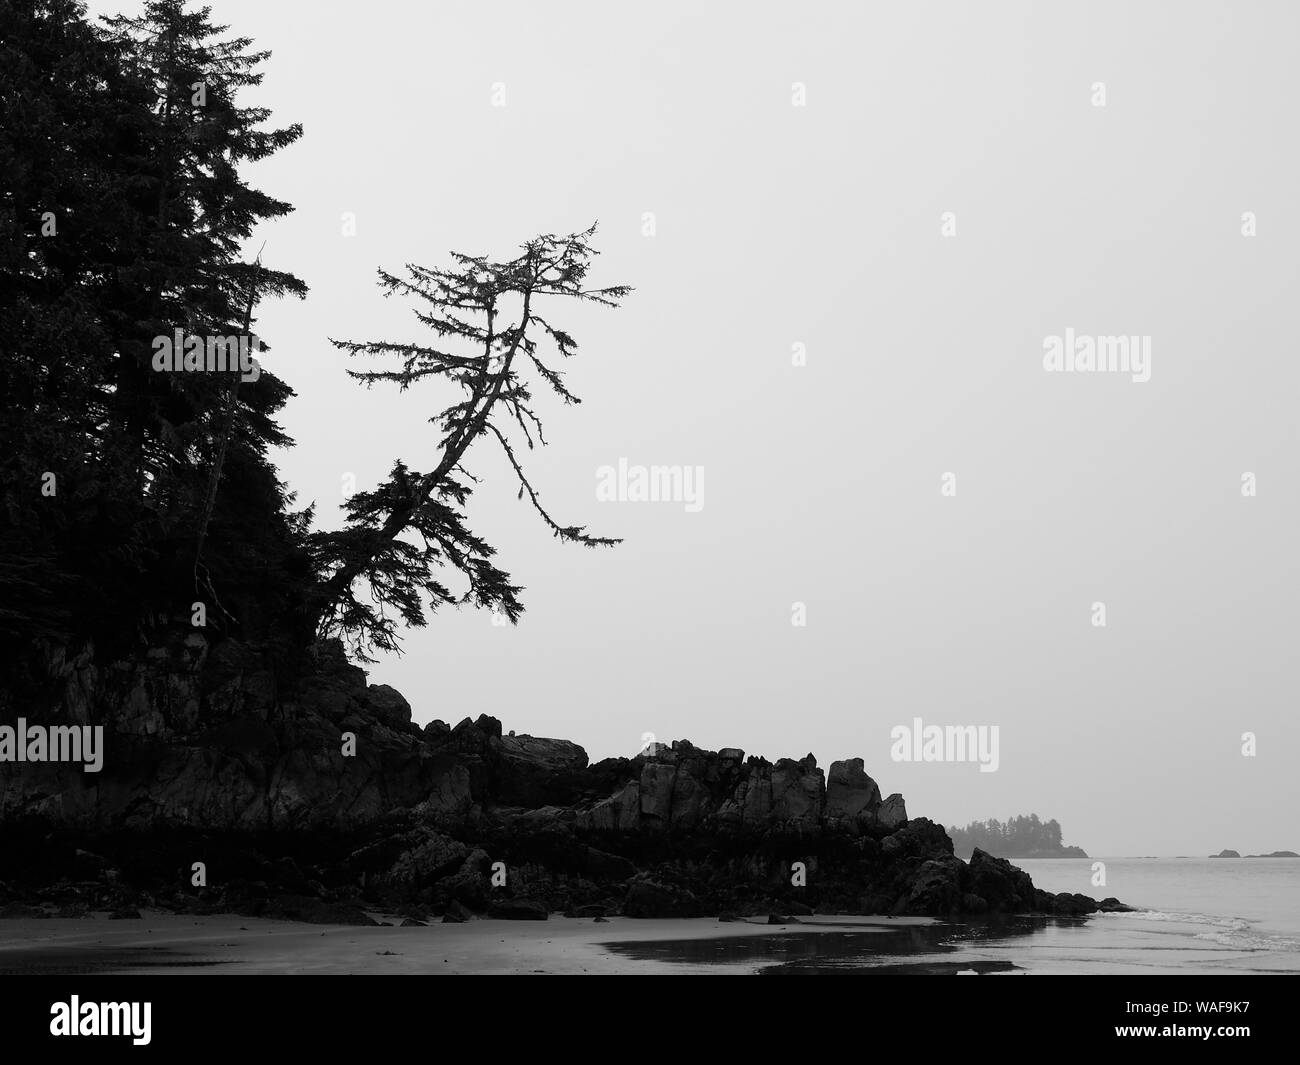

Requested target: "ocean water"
[
  {"left": 604, "top": 858, "right": 1300, "bottom": 974},
  {"left": 1014, "top": 857, "right": 1300, "bottom": 968}
]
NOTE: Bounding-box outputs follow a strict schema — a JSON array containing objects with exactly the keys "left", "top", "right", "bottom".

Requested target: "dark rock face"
[
  {"left": 825, "top": 758, "right": 881, "bottom": 824},
  {"left": 0, "top": 635, "right": 1123, "bottom": 922},
  {"left": 623, "top": 876, "right": 700, "bottom": 918}
]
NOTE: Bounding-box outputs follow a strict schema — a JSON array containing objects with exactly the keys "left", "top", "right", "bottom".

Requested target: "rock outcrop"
[{"left": 0, "top": 634, "right": 1127, "bottom": 922}]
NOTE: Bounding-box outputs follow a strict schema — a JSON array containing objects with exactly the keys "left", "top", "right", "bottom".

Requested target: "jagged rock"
[
  {"left": 878, "top": 793, "right": 908, "bottom": 828},
  {"left": 882, "top": 818, "right": 953, "bottom": 860},
  {"left": 967, "top": 848, "right": 1039, "bottom": 912},
  {"left": 578, "top": 781, "right": 640, "bottom": 833},
  {"left": 895, "top": 857, "right": 967, "bottom": 915},
  {"left": 1051, "top": 892, "right": 1100, "bottom": 916},
  {"left": 499, "top": 734, "right": 587, "bottom": 774},
  {"left": 771, "top": 755, "right": 824, "bottom": 825},
  {"left": 509, "top": 806, "right": 568, "bottom": 829},
  {"left": 439, "top": 849, "right": 490, "bottom": 909},
  {"left": 375, "top": 830, "right": 468, "bottom": 893},
  {"left": 825, "top": 758, "right": 882, "bottom": 825},
  {"left": 643, "top": 742, "right": 675, "bottom": 762},
  {"left": 639, "top": 763, "right": 676, "bottom": 824},
  {"left": 0, "top": 634, "right": 1123, "bottom": 924},
  {"left": 496, "top": 733, "right": 588, "bottom": 805},
  {"left": 474, "top": 715, "right": 503, "bottom": 739},
  {"left": 667, "top": 763, "right": 711, "bottom": 828},
  {"left": 738, "top": 764, "right": 774, "bottom": 829},
  {"left": 365, "top": 684, "right": 412, "bottom": 730}
]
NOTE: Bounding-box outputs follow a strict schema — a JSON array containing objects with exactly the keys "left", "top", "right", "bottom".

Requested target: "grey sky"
[{"left": 91, "top": 0, "right": 1300, "bottom": 855}]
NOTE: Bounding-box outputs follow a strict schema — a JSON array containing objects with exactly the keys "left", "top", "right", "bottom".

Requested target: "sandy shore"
[
  {"left": 0, "top": 913, "right": 933, "bottom": 975},
  {"left": 9, "top": 910, "right": 1286, "bottom": 974}
]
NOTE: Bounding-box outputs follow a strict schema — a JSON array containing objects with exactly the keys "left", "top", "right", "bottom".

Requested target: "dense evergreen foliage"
[
  {"left": 1, "top": 0, "right": 625, "bottom": 680},
  {"left": 948, "top": 814, "right": 1087, "bottom": 858},
  {"left": 1, "top": 0, "right": 312, "bottom": 660}
]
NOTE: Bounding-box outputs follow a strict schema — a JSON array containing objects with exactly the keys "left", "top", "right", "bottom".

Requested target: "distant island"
[
  {"left": 1210, "top": 849, "right": 1298, "bottom": 858},
  {"left": 948, "top": 815, "right": 1088, "bottom": 859}
]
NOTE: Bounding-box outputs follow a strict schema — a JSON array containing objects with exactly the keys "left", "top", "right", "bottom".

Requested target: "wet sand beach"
[
  {"left": 0, "top": 913, "right": 934, "bottom": 975},
  {"left": 3, "top": 908, "right": 1295, "bottom": 974}
]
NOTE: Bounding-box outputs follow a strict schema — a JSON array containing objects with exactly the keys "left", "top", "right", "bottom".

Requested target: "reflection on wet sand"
[{"left": 601, "top": 916, "right": 1084, "bottom": 974}]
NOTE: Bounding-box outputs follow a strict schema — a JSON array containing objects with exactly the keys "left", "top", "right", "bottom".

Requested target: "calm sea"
[
  {"left": 603, "top": 857, "right": 1300, "bottom": 974},
  {"left": 1013, "top": 857, "right": 1300, "bottom": 970}
]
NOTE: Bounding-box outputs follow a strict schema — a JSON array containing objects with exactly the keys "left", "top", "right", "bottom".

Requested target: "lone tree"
[{"left": 310, "top": 224, "right": 630, "bottom": 661}]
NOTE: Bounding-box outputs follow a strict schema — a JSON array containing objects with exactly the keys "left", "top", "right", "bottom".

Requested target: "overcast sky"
[{"left": 91, "top": 0, "right": 1300, "bottom": 856}]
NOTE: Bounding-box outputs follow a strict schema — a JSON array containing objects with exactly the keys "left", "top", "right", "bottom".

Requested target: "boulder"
[
  {"left": 771, "top": 755, "right": 824, "bottom": 826},
  {"left": 967, "top": 848, "right": 1038, "bottom": 912},
  {"left": 878, "top": 793, "right": 908, "bottom": 828},
  {"left": 1051, "top": 892, "right": 1100, "bottom": 916},
  {"left": 825, "top": 758, "right": 882, "bottom": 823},
  {"left": 896, "top": 857, "right": 966, "bottom": 915},
  {"left": 375, "top": 830, "right": 468, "bottom": 893},
  {"left": 579, "top": 781, "right": 640, "bottom": 833},
  {"left": 365, "top": 684, "right": 412, "bottom": 730},
  {"left": 882, "top": 818, "right": 953, "bottom": 860},
  {"left": 439, "top": 849, "right": 491, "bottom": 909}
]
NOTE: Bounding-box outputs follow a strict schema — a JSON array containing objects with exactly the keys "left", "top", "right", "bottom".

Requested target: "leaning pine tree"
[{"left": 310, "top": 225, "right": 631, "bottom": 661}]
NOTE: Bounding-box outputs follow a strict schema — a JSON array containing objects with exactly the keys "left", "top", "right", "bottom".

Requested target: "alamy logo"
[
  {"left": 596, "top": 458, "right": 704, "bottom": 513},
  {"left": 0, "top": 719, "right": 103, "bottom": 772},
  {"left": 50, "top": 997, "right": 151, "bottom": 1045},
  {"left": 152, "top": 329, "right": 264, "bottom": 382},
  {"left": 1042, "top": 328, "right": 1150, "bottom": 383},
  {"left": 890, "top": 717, "right": 1000, "bottom": 773}
]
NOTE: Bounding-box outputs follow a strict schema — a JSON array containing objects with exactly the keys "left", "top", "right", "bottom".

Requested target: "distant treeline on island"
[
  {"left": 1209, "top": 849, "right": 1299, "bottom": 859},
  {"left": 948, "top": 815, "right": 1088, "bottom": 859}
]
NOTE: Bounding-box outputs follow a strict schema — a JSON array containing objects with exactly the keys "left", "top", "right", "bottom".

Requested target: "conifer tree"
[
  {"left": 99, "top": 0, "right": 311, "bottom": 628},
  {"left": 1, "top": 0, "right": 311, "bottom": 654},
  {"left": 100, "top": 0, "right": 306, "bottom": 513},
  {"left": 1, "top": 0, "right": 161, "bottom": 643},
  {"left": 312, "top": 225, "right": 630, "bottom": 660}
]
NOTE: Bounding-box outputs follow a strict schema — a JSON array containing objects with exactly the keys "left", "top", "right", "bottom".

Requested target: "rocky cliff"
[{"left": 0, "top": 633, "right": 1127, "bottom": 923}]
